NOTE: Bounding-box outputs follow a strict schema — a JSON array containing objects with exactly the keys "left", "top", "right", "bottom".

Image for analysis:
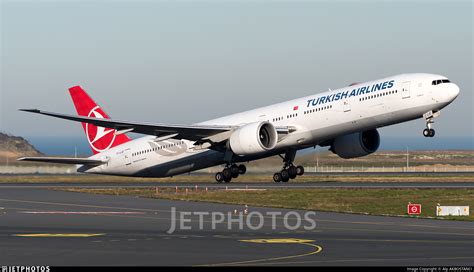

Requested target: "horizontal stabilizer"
[{"left": 17, "top": 157, "right": 106, "bottom": 165}]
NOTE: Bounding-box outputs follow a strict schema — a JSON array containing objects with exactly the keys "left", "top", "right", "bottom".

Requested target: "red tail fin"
[{"left": 68, "top": 86, "right": 131, "bottom": 154}]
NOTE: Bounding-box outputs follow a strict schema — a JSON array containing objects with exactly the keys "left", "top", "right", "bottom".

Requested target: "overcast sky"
[{"left": 1, "top": 0, "right": 473, "bottom": 145}]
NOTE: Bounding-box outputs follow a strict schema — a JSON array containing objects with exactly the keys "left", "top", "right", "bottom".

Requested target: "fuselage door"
[
  {"left": 402, "top": 81, "right": 411, "bottom": 99},
  {"left": 343, "top": 99, "right": 351, "bottom": 112},
  {"left": 123, "top": 150, "right": 132, "bottom": 166}
]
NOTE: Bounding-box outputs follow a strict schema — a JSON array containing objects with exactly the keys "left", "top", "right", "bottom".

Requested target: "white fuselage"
[{"left": 80, "top": 73, "right": 460, "bottom": 177}]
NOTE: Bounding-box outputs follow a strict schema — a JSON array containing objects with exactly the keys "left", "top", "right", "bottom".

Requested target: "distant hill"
[{"left": 0, "top": 132, "right": 42, "bottom": 163}]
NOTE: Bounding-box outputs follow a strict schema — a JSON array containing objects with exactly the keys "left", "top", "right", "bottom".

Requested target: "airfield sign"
[{"left": 407, "top": 204, "right": 421, "bottom": 215}]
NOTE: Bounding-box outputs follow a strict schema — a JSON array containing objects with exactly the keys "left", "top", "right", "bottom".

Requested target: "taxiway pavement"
[{"left": 0, "top": 185, "right": 472, "bottom": 266}]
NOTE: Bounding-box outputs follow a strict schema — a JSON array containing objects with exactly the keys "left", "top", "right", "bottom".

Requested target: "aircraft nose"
[{"left": 447, "top": 83, "right": 460, "bottom": 101}]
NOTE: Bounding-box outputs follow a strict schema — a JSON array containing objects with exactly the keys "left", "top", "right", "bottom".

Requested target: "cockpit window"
[{"left": 432, "top": 79, "right": 450, "bottom": 85}]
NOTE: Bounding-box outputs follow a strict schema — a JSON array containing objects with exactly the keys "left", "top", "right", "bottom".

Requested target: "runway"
[
  {"left": 0, "top": 185, "right": 473, "bottom": 266},
  {"left": 0, "top": 181, "right": 473, "bottom": 189}
]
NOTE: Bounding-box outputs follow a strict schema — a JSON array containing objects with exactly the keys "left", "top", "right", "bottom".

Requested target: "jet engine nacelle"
[
  {"left": 229, "top": 121, "right": 278, "bottom": 156},
  {"left": 331, "top": 129, "right": 380, "bottom": 159}
]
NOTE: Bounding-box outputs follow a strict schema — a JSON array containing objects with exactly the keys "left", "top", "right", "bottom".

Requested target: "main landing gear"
[
  {"left": 273, "top": 150, "right": 304, "bottom": 183},
  {"left": 422, "top": 111, "right": 440, "bottom": 138},
  {"left": 215, "top": 164, "right": 246, "bottom": 183},
  {"left": 273, "top": 165, "right": 304, "bottom": 183}
]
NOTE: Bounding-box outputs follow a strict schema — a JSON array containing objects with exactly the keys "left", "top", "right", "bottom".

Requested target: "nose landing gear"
[{"left": 422, "top": 110, "right": 440, "bottom": 138}]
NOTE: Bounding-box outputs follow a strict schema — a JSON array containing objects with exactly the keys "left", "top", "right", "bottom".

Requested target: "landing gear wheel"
[
  {"left": 215, "top": 172, "right": 224, "bottom": 183},
  {"left": 296, "top": 165, "right": 305, "bottom": 176},
  {"left": 238, "top": 164, "right": 247, "bottom": 175},
  {"left": 273, "top": 173, "right": 282, "bottom": 183},
  {"left": 224, "top": 175, "right": 232, "bottom": 183},
  {"left": 230, "top": 165, "right": 240, "bottom": 178},
  {"left": 423, "top": 128, "right": 435, "bottom": 137},
  {"left": 281, "top": 169, "right": 290, "bottom": 182},
  {"left": 222, "top": 168, "right": 232, "bottom": 182},
  {"left": 423, "top": 129, "right": 430, "bottom": 137},
  {"left": 288, "top": 166, "right": 297, "bottom": 179}
]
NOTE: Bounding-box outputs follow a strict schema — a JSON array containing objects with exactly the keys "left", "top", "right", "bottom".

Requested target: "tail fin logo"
[{"left": 86, "top": 106, "right": 116, "bottom": 153}]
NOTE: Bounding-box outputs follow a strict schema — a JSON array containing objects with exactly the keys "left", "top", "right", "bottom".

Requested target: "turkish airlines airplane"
[{"left": 19, "top": 73, "right": 459, "bottom": 182}]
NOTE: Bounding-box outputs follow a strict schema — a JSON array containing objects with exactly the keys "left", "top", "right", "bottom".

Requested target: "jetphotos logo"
[
  {"left": 1, "top": 266, "right": 50, "bottom": 272},
  {"left": 86, "top": 106, "right": 116, "bottom": 153},
  {"left": 167, "top": 207, "right": 317, "bottom": 233}
]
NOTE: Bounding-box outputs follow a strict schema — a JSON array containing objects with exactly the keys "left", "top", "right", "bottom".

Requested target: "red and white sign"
[{"left": 407, "top": 204, "right": 421, "bottom": 215}]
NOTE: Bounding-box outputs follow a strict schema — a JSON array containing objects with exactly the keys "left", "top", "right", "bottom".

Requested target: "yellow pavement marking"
[
  {"left": 14, "top": 233, "right": 105, "bottom": 237},
  {"left": 243, "top": 256, "right": 474, "bottom": 266},
  {"left": 199, "top": 238, "right": 322, "bottom": 266},
  {"left": 240, "top": 238, "right": 315, "bottom": 244}
]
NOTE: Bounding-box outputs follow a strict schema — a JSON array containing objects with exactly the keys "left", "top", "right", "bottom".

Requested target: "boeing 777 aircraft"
[{"left": 19, "top": 73, "right": 459, "bottom": 182}]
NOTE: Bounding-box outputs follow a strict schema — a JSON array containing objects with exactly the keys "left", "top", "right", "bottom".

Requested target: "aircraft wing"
[
  {"left": 17, "top": 157, "right": 106, "bottom": 165},
  {"left": 20, "top": 109, "right": 295, "bottom": 142},
  {"left": 20, "top": 109, "right": 233, "bottom": 141}
]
